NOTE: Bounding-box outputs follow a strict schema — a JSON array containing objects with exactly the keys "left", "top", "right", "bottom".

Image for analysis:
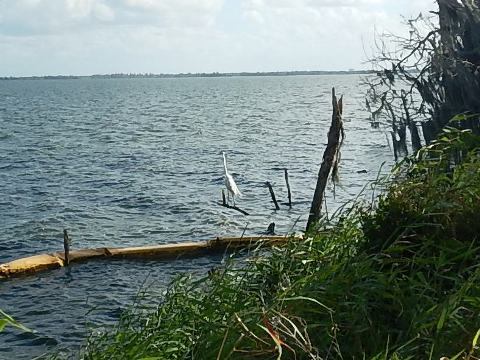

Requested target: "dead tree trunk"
[{"left": 306, "top": 88, "right": 344, "bottom": 232}]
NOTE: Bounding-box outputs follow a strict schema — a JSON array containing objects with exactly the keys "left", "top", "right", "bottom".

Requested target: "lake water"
[{"left": 0, "top": 75, "right": 392, "bottom": 359}]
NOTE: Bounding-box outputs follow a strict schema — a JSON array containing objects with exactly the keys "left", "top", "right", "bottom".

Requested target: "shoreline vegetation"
[
  {"left": 0, "top": 70, "right": 375, "bottom": 81},
  {"left": 69, "top": 127, "right": 480, "bottom": 359},
  {"left": 65, "top": 1, "right": 480, "bottom": 358},
  {"left": 1, "top": 0, "right": 479, "bottom": 358}
]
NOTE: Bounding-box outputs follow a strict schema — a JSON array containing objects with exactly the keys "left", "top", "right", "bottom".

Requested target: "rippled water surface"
[{"left": 0, "top": 75, "right": 392, "bottom": 359}]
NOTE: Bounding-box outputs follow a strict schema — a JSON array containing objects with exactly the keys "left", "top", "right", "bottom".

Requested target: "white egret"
[{"left": 221, "top": 151, "right": 241, "bottom": 206}]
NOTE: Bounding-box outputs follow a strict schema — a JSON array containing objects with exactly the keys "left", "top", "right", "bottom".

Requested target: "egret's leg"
[
  {"left": 227, "top": 191, "right": 230, "bottom": 205},
  {"left": 232, "top": 194, "right": 235, "bottom": 207}
]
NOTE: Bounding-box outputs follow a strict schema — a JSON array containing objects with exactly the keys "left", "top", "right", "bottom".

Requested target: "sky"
[{"left": 0, "top": 0, "right": 436, "bottom": 77}]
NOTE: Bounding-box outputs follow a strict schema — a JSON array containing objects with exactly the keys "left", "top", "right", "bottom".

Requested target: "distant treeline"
[{"left": 0, "top": 70, "right": 375, "bottom": 81}]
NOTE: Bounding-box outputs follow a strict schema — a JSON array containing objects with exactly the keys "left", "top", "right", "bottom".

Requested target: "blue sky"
[{"left": 0, "top": 0, "right": 436, "bottom": 77}]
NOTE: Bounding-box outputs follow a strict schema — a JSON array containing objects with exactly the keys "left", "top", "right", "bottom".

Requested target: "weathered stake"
[
  {"left": 63, "top": 229, "right": 70, "bottom": 266},
  {"left": 284, "top": 169, "right": 292, "bottom": 208},
  {"left": 266, "top": 181, "right": 280, "bottom": 210},
  {"left": 222, "top": 189, "right": 227, "bottom": 206},
  {"left": 306, "top": 87, "right": 344, "bottom": 232}
]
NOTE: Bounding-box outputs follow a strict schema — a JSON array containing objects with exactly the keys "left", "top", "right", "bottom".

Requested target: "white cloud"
[
  {"left": 0, "top": 0, "right": 438, "bottom": 76},
  {"left": 0, "top": 0, "right": 223, "bottom": 35},
  {"left": 241, "top": 0, "right": 390, "bottom": 60},
  {"left": 239, "top": 0, "right": 435, "bottom": 68},
  {"left": 122, "top": 0, "right": 224, "bottom": 28},
  {"left": 125, "top": 0, "right": 222, "bottom": 12},
  {"left": 0, "top": 0, "right": 117, "bottom": 36},
  {"left": 94, "top": 3, "right": 115, "bottom": 22}
]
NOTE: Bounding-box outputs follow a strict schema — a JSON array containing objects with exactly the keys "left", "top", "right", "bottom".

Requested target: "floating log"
[
  {"left": 0, "top": 235, "right": 301, "bottom": 279},
  {"left": 0, "top": 254, "right": 63, "bottom": 277}
]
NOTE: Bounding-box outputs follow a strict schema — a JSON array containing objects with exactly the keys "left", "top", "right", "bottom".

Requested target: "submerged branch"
[{"left": 220, "top": 190, "right": 249, "bottom": 216}]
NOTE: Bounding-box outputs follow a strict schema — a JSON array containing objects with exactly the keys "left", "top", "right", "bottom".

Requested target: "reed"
[{"left": 0, "top": 309, "right": 31, "bottom": 333}]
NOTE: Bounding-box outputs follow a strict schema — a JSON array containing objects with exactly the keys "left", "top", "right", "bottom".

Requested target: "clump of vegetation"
[
  {"left": 0, "top": 309, "right": 31, "bottom": 333},
  {"left": 73, "top": 127, "right": 480, "bottom": 359}
]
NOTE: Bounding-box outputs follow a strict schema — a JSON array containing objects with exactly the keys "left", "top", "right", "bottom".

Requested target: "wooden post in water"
[
  {"left": 221, "top": 189, "right": 227, "bottom": 206},
  {"left": 266, "top": 181, "right": 280, "bottom": 210},
  {"left": 284, "top": 169, "right": 292, "bottom": 208},
  {"left": 63, "top": 229, "right": 70, "bottom": 266},
  {"left": 306, "top": 88, "right": 344, "bottom": 232}
]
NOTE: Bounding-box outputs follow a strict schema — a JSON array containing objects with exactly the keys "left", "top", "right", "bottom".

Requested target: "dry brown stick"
[
  {"left": 220, "top": 189, "right": 249, "bottom": 215},
  {"left": 284, "top": 169, "right": 292, "bottom": 208},
  {"left": 63, "top": 229, "right": 70, "bottom": 266},
  {"left": 266, "top": 181, "right": 280, "bottom": 210},
  {"left": 306, "top": 87, "right": 344, "bottom": 232}
]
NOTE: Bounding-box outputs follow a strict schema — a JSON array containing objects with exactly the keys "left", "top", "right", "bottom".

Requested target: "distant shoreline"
[{"left": 0, "top": 70, "right": 375, "bottom": 81}]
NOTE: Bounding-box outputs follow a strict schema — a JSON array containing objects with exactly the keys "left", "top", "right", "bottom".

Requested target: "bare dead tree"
[
  {"left": 306, "top": 88, "right": 344, "bottom": 232},
  {"left": 364, "top": 1, "right": 480, "bottom": 157}
]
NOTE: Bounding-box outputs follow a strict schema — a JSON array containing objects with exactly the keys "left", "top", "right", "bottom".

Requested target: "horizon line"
[{"left": 0, "top": 69, "right": 375, "bottom": 80}]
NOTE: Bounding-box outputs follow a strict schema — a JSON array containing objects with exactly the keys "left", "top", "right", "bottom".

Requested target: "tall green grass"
[
  {"left": 73, "top": 128, "right": 480, "bottom": 359},
  {"left": 0, "top": 309, "right": 31, "bottom": 333}
]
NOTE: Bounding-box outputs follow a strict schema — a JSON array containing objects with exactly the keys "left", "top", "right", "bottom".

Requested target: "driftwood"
[
  {"left": 284, "top": 169, "right": 292, "bottom": 208},
  {"left": 306, "top": 88, "right": 344, "bottom": 232},
  {"left": 220, "top": 189, "right": 249, "bottom": 215},
  {"left": 266, "top": 181, "right": 280, "bottom": 210}
]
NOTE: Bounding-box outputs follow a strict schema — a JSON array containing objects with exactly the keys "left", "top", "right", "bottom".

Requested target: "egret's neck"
[{"left": 222, "top": 153, "right": 228, "bottom": 175}]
